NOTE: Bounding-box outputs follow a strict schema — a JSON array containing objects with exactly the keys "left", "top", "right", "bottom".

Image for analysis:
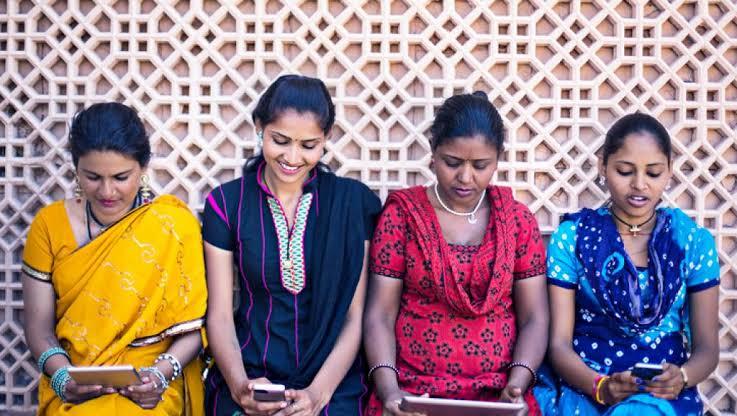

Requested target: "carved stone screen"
[{"left": 1, "top": 1, "right": 736, "bottom": 414}]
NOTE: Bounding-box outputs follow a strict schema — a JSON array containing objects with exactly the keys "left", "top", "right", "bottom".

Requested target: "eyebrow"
[
  {"left": 81, "top": 168, "right": 134, "bottom": 176},
  {"left": 613, "top": 161, "right": 667, "bottom": 167},
  {"left": 444, "top": 155, "right": 494, "bottom": 163},
  {"left": 271, "top": 130, "right": 321, "bottom": 142}
]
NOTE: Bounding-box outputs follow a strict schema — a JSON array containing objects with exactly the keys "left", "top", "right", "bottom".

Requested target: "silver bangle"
[
  {"left": 368, "top": 363, "right": 399, "bottom": 380},
  {"left": 140, "top": 366, "right": 169, "bottom": 390},
  {"left": 155, "top": 353, "right": 182, "bottom": 381}
]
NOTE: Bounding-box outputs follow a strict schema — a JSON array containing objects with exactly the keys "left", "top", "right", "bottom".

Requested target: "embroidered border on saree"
[
  {"left": 21, "top": 261, "right": 51, "bottom": 282},
  {"left": 130, "top": 318, "right": 204, "bottom": 347}
]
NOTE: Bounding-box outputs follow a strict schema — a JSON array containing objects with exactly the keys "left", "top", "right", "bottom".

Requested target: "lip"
[
  {"left": 98, "top": 199, "right": 118, "bottom": 208},
  {"left": 453, "top": 187, "right": 474, "bottom": 198},
  {"left": 277, "top": 161, "right": 303, "bottom": 176},
  {"left": 626, "top": 195, "right": 650, "bottom": 208}
]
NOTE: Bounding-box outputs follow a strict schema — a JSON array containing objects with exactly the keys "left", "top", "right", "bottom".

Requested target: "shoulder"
[
  {"left": 329, "top": 173, "right": 381, "bottom": 205},
  {"left": 30, "top": 199, "right": 67, "bottom": 226},
  {"left": 663, "top": 207, "right": 715, "bottom": 248},
  {"left": 149, "top": 195, "right": 201, "bottom": 232},
  {"left": 210, "top": 176, "right": 248, "bottom": 198}
]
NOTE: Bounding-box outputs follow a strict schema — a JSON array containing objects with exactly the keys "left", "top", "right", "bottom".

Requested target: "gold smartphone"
[{"left": 67, "top": 365, "right": 142, "bottom": 388}]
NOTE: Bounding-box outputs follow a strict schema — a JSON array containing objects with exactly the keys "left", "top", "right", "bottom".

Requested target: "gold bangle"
[
  {"left": 679, "top": 366, "right": 689, "bottom": 389},
  {"left": 595, "top": 375, "right": 610, "bottom": 405}
]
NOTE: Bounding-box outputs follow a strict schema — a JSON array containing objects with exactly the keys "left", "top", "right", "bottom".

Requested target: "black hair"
[
  {"left": 430, "top": 91, "right": 505, "bottom": 154},
  {"left": 69, "top": 102, "right": 150, "bottom": 167},
  {"left": 601, "top": 112, "right": 672, "bottom": 165},
  {"left": 245, "top": 75, "right": 335, "bottom": 173}
]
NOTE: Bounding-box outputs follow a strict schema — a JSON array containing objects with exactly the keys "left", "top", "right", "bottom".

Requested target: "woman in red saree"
[{"left": 364, "top": 92, "right": 549, "bottom": 415}]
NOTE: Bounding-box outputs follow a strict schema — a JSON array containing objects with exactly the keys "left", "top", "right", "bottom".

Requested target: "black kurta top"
[{"left": 203, "top": 164, "right": 381, "bottom": 415}]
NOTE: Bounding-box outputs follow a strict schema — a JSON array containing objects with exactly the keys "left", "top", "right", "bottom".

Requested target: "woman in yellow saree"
[{"left": 22, "top": 103, "right": 207, "bottom": 415}]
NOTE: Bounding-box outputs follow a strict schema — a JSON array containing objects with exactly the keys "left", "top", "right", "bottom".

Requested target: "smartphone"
[
  {"left": 631, "top": 363, "right": 664, "bottom": 380},
  {"left": 252, "top": 383, "right": 286, "bottom": 402}
]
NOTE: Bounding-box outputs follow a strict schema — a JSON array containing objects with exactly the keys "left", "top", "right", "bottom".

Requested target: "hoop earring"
[
  {"left": 140, "top": 174, "right": 152, "bottom": 204},
  {"left": 256, "top": 130, "right": 264, "bottom": 148},
  {"left": 73, "top": 174, "right": 83, "bottom": 203},
  {"left": 598, "top": 176, "right": 606, "bottom": 187}
]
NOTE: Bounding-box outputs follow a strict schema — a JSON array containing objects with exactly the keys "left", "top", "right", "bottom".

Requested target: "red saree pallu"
[{"left": 366, "top": 186, "right": 545, "bottom": 415}]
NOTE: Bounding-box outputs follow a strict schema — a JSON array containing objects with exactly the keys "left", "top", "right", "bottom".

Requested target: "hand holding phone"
[
  {"left": 251, "top": 383, "right": 286, "bottom": 402},
  {"left": 631, "top": 363, "right": 664, "bottom": 381}
]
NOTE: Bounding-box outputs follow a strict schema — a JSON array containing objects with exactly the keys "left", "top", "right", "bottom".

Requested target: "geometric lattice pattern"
[{"left": 1, "top": 1, "right": 736, "bottom": 413}]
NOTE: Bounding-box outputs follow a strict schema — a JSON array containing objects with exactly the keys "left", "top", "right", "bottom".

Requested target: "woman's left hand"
[
  {"left": 499, "top": 383, "right": 525, "bottom": 404},
  {"left": 273, "top": 387, "right": 326, "bottom": 416},
  {"left": 119, "top": 369, "right": 165, "bottom": 410},
  {"left": 645, "top": 363, "right": 685, "bottom": 400}
]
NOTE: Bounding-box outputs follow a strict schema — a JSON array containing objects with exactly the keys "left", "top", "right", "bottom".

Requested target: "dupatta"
[{"left": 38, "top": 195, "right": 207, "bottom": 415}]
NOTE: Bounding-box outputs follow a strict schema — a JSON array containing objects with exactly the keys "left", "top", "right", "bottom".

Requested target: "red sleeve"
[
  {"left": 368, "top": 199, "right": 407, "bottom": 279},
  {"left": 512, "top": 203, "right": 546, "bottom": 280}
]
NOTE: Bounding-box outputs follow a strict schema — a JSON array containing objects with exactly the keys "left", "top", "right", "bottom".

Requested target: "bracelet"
[
  {"left": 140, "top": 366, "right": 169, "bottom": 390},
  {"left": 38, "top": 347, "right": 70, "bottom": 375},
  {"left": 508, "top": 361, "right": 538, "bottom": 387},
  {"left": 679, "top": 366, "right": 689, "bottom": 389},
  {"left": 367, "top": 363, "right": 399, "bottom": 380},
  {"left": 594, "top": 375, "right": 610, "bottom": 405},
  {"left": 155, "top": 353, "right": 182, "bottom": 381},
  {"left": 50, "top": 366, "right": 72, "bottom": 402}
]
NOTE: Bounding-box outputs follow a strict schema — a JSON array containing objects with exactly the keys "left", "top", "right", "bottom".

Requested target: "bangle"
[
  {"left": 594, "top": 375, "right": 609, "bottom": 405},
  {"left": 367, "top": 363, "right": 399, "bottom": 380},
  {"left": 155, "top": 353, "right": 182, "bottom": 381},
  {"left": 508, "top": 362, "right": 538, "bottom": 387},
  {"left": 140, "top": 366, "right": 169, "bottom": 390},
  {"left": 38, "top": 347, "right": 70, "bottom": 375},
  {"left": 50, "top": 366, "right": 72, "bottom": 402},
  {"left": 679, "top": 366, "right": 689, "bottom": 389}
]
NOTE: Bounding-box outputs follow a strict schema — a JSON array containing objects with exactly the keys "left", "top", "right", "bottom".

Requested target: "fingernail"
[{"left": 652, "top": 376, "right": 660, "bottom": 381}]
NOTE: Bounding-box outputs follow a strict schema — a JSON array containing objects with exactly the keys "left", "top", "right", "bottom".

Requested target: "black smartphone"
[
  {"left": 252, "top": 383, "right": 286, "bottom": 402},
  {"left": 631, "top": 363, "right": 664, "bottom": 380}
]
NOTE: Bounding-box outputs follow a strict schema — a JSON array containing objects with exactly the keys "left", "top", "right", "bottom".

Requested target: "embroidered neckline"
[{"left": 266, "top": 193, "right": 313, "bottom": 294}]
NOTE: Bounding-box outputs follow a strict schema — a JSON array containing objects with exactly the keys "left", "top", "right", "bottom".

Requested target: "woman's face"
[
  {"left": 76, "top": 150, "right": 144, "bottom": 223},
  {"left": 432, "top": 135, "right": 499, "bottom": 209},
  {"left": 600, "top": 132, "right": 672, "bottom": 223},
  {"left": 260, "top": 110, "right": 326, "bottom": 189}
]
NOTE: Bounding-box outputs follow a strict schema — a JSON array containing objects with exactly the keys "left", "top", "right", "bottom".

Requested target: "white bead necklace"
[{"left": 433, "top": 182, "right": 486, "bottom": 224}]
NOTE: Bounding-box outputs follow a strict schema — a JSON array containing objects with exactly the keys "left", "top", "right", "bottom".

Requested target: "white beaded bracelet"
[{"left": 155, "top": 353, "right": 182, "bottom": 381}]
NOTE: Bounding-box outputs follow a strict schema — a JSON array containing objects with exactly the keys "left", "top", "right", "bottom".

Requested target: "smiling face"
[
  {"left": 432, "top": 135, "right": 498, "bottom": 210},
  {"left": 600, "top": 132, "right": 672, "bottom": 225},
  {"left": 260, "top": 110, "right": 326, "bottom": 189},
  {"left": 76, "top": 150, "right": 144, "bottom": 224}
]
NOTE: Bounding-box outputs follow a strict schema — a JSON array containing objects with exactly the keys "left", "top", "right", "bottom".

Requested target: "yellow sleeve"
[{"left": 22, "top": 207, "right": 54, "bottom": 282}]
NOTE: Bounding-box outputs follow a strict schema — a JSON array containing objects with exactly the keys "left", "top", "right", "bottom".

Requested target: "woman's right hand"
[
  {"left": 600, "top": 371, "right": 640, "bottom": 405},
  {"left": 230, "top": 376, "right": 289, "bottom": 416},
  {"left": 381, "top": 390, "right": 428, "bottom": 416},
  {"left": 63, "top": 379, "right": 116, "bottom": 403}
]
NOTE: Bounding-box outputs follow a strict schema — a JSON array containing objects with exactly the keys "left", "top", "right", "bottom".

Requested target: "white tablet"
[
  {"left": 400, "top": 396, "right": 525, "bottom": 416},
  {"left": 68, "top": 365, "right": 142, "bottom": 388}
]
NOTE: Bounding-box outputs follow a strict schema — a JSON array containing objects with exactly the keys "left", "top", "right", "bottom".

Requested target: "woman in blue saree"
[{"left": 534, "top": 113, "right": 720, "bottom": 416}]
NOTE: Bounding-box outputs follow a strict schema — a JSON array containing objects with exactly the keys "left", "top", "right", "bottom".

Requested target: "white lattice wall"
[{"left": 1, "top": 1, "right": 736, "bottom": 413}]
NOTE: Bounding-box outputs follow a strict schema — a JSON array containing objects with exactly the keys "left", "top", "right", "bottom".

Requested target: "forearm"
[
  {"left": 309, "top": 313, "right": 363, "bottom": 402},
  {"left": 682, "top": 346, "right": 719, "bottom": 387},
  {"left": 153, "top": 330, "right": 202, "bottom": 379},
  {"left": 363, "top": 314, "right": 400, "bottom": 401},
  {"left": 509, "top": 315, "right": 548, "bottom": 389},
  {"left": 549, "top": 344, "right": 600, "bottom": 397},
  {"left": 207, "top": 318, "right": 248, "bottom": 387},
  {"left": 27, "top": 329, "right": 70, "bottom": 375}
]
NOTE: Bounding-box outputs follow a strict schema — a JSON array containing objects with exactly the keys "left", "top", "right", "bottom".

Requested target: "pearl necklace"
[{"left": 433, "top": 183, "right": 486, "bottom": 224}]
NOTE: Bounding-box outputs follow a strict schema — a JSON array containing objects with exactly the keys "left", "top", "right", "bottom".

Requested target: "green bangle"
[
  {"left": 37, "top": 347, "right": 69, "bottom": 375},
  {"left": 50, "top": 366, "right": 71, "bottom": 402}
]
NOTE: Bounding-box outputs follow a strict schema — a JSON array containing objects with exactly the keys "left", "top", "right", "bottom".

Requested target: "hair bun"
[{"left": 471, "top": 90, "right": 489, "bottom": 100}]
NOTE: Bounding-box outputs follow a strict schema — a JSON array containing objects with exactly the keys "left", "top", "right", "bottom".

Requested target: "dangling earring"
[
  {"left": 256, "top": 130, "right": 264, "bottom": 148},
  {"left": 598, "top": 176, "right": 606, "bottom": 187},
  {"left": 73, "top": 174, "right": 83, "bottom": 203},
  {"left": 140, "top": 174, "right": 152, "bottom": 204},
  {"left": 665, "top": 181, "right": 672, "bottom": 191}
]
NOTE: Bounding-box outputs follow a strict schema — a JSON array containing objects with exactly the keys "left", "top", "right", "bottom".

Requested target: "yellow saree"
[{"left": 23, "top": 195, "right": 207, "bottom": 415}]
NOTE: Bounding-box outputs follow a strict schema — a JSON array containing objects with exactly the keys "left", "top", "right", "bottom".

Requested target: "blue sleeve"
[
  {"left": 685, "top": 227, "right": 720, "bottom": 293},
  {"left": 547, "top": 220, "right": 580, "bottom": 289},
  {"left": 202, "top": 186, "right": 235, "bottom": 251}
]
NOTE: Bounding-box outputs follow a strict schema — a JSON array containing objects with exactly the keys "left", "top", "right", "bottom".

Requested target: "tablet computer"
[
  {"left": 68, "top": 365, "right": 142, "bottom": 388},
  {"left": 400, "top": 396, "right": 525, "bottom": 416}
]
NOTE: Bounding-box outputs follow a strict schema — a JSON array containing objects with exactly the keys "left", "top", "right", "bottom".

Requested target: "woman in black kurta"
[{"left": 203, "top": 75, "right": 381, "bottom": 416}]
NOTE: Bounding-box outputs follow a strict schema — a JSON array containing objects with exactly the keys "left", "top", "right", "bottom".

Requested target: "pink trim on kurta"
[
  {"left": 207, "top": 193, "right": 229, "bottom": 228},
  {"left": 259, "top": 195, "right": 273, "bottom": 377}
]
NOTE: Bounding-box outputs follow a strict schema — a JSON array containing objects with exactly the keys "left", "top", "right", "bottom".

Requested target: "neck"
[
  {"left": 434, "top": 184, "right": 485, "bottom": 213},
  {"left": 263, "top": 166, "right": 305, "bottom": 202},
  {"left": 610, "top": 205, "right": 656, "bottom": 234}
]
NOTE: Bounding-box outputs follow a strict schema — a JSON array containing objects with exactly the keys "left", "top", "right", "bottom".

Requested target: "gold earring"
[
  {"left": 140, "top": 174, "right": 152, "bottom": 203},
  {"left": 73, "top": 174, "right": 83, "bottom": 203}
]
